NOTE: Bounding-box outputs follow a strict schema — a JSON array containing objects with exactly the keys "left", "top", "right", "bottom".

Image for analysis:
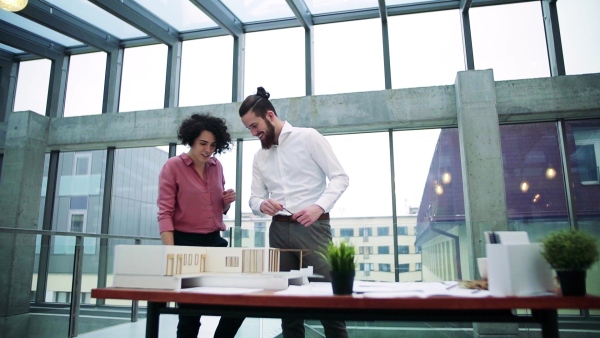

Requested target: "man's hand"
[
  {"left": 260, "top": 198, "right": 284, "bottom": 216},
  {"left": 293, "top": 204, "right": 325, "bottom": 227}
]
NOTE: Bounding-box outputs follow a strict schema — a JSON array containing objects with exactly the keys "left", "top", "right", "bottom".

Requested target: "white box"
[{"left": 486, "top": 243, "right": 554, "bottom": 296}]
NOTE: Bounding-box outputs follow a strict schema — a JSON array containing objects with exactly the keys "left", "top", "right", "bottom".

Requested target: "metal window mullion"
[
  {"left": 46, "top": 55, "right": 69, "bottom": 118},
  {"left": 556, "top": 120, "right": 578, "bottom": 229},
  {"left": 541, "top": 0, "right": 565, "bottom": 76},
  {"left": 379, "top": 0, "right": 392, "bottom": 89},
  {"left": 232, "top": 34, "right": 245, "bottom": 102},
  {"left": 389, "top": 130, "right": 399, "bottom": 282},
  {"left": 460, "top": 0, "right": 475, "bottom": 71},
  {"left": 234, "top": 139, "right": 243, "bottom": 248},
  {"left": 35, "top": 150, "right": 59, "bottom": 304},
  {"left": 305, "top": 28, "right": 314, "bottom": 96},
  {"left": 103, "top": 48, "right": 124, "bottom": 114},
  {"left": 0, "top": 60, "right": 18, "bottom": 123},
  {"left": 168, "top": 143, "right": 177, "bottom": 158},
  {"left": 164, "top": 41, "right": 182, "bottom": 108},
  {"left": 68, "top": 235, "right": 84, "bottom": 338},
  {"left": 96, "top": 147, "right": 115, "bottom": 306}
]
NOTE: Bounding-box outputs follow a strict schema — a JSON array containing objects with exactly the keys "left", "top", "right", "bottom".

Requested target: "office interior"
[{"left": 0, "top": 0, "right": 599, "bottom": 337}]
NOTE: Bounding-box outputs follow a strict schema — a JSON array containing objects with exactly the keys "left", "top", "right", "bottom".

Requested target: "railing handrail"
[
  {"left": 1, "top": 226, "right": 159, "bottom": 337},
  {"left": 0, "top": 227, "right": 160, "bottom": 241}
]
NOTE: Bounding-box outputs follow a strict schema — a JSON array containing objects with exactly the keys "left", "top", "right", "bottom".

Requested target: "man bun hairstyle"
[{"left": 238, "top": 86, "right": 277, "bottom": 118}]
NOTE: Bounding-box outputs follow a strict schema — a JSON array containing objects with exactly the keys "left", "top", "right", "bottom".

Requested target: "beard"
[{"left": 261, "top": 118, "right": 276, "bottom": 150}]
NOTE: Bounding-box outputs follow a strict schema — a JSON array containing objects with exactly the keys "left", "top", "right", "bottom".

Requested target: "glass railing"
[{"left": 3, "top": 224, "right": 598, "bottom": 338}]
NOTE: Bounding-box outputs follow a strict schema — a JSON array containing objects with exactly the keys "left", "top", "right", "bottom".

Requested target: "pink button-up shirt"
[{"left": 157, "top": 153, "right": 227, "bottom": 234}]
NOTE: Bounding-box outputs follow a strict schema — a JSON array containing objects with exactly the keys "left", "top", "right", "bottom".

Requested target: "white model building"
[{"left": 112, "top": 245, "right": 315, "bottom": 290}]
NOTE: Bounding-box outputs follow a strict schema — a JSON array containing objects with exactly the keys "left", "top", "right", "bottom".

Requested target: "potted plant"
[
  {"left": 317, "top": 241, "right": 357, "bottom": 295},
  {"left": 540, "top": 229, "right": 599, "bottom": 296}
]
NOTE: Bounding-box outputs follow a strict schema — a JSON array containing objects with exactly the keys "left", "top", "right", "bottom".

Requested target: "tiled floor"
[{"left": 79, "top": 315, "right": 283, "bottom": 338}]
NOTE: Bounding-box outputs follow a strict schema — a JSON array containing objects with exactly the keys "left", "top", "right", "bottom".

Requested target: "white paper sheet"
[
  {"left": 275, "top": 281, "right": 491, "bottom": 298},
  {"left": 179, "top": 287, "right": 263, "bottom": 294}
]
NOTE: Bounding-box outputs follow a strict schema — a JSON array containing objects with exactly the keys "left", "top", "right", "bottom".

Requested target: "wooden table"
[{"left": 92, "top": 286, "right": 600, "bottom": 338}]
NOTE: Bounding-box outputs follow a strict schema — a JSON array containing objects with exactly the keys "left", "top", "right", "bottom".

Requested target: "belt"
[{"left": 272, "top": 213, "right": 330, "bottom": 222}]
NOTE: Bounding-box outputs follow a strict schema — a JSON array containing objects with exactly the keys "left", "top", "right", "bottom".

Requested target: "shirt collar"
[
  {"left": 181, "top": 152, "right": 216, "bottom": 166},
  {"left": 279, "top": 121, "right": 293, "bottom": 142}
]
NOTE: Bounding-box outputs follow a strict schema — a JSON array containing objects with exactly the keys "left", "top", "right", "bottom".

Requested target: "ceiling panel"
[
  {"left": 0, "top": 42, "right": 23, "bottom": 54},
  {"left": 134, "top": 0, "right": 218, "bottom": 32},
  {"left": 0, "top": 9, "right": 83, "bottom": 47},
  {"left": 305, "top": 0, "right": 378, "bottom": 15},
  {"left": 387, "top": 0, "right": 445, "bottom": 5},
  {"left": 45, "top": 0, "right": 146, "bottom": 40},
  {"left": 220, "top": 0, "right": 295, "bottom": 23}
]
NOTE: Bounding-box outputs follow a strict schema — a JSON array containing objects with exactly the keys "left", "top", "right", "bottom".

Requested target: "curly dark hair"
[
  {"left": 177, "top": 113, "right": 232, "bottom": 155},
  {"left": 238, "top": 86, "right": 277, "bottom": 118}
]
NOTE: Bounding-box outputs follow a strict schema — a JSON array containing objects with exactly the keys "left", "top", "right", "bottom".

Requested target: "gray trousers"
[{"left": 270, "top": 219, "right": 349, "bottom": 338}]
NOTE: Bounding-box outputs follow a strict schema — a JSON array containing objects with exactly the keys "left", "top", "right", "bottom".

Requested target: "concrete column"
[
  {"left": 456, "top": 69, "right": 509, "bottom": 270},
  {"left": 455, "top": 70, "right": 516, "bottom": 337},
  {"left": 0, "top": 111, "right": 49, "bottom": 338}
]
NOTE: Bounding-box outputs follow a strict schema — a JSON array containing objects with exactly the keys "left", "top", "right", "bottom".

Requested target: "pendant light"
[{"left": 0, "top": 0, "right": 28, "bottom": 12}]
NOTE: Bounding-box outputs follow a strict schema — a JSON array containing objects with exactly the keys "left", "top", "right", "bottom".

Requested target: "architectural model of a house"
[{"left": 112, "top": 245, "right": 315, "bottom": 290}]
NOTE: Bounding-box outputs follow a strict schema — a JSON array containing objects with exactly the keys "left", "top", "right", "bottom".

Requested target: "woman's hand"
[{"left": 222, "top": 189, "right": 236, "bottom": 206}]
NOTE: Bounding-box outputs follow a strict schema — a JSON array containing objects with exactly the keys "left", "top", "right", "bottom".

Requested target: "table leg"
[
  {"left": 146, "top": 302, "right": 165, "bottom": 338},
  {"left": 532, "top": 309, "right": 558, "bottom": 338}
]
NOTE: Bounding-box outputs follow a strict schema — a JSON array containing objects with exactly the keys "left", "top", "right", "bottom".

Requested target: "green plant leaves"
[
  {"left": 316, "top": 241, "right": 356, "bottom": 272},
  {"left": 540, "top": 229, "right": 600, "bottom": 271}
]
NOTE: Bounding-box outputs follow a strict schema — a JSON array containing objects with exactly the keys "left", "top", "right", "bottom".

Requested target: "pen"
[{"left": 282, "top": 207, "right": 293, "bottom": 215}]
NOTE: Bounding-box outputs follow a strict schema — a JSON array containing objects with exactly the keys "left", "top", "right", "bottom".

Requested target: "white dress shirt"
[{"left": 249, "top": 122, "right": 349, "bottom": 216}]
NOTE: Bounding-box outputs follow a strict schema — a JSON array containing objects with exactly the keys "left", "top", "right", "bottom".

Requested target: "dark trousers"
[
  {"left": 173, "top": 230, "right": 245, "bottom": 338},
  {"left": 269, "top": 220, "right": 349, "bottom": 338}
]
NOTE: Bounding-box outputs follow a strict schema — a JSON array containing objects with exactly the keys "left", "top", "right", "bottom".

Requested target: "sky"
[{"left": 9, "top": 0, "right": 600, "bottom": 218}]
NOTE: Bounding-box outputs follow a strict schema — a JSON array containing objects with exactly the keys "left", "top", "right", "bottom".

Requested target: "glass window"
[
  {"left": 359, "top": 227, "right": 372, "bottom": 237},
  {"left": 470, "top": 2, "right": 550, "bottom": 81},
  {"left": 359, "top": 246, "right": 373, "bottom": 254},
  {"left": 557, "top": 0, "right": 600, "bottom": 75},
  {"left": 14, "top": 59, "right": 51, "bottom": 116},
  {"left": 69, "top": 212, "right": 85, "bottom": 232},
  {"left": 500, "top": 123, "right": 569, "bottom": 238},
  {"left": 408, "top": 128, "right": 464, "bottom": 282},
  {"left": 379, "top": 263, "right": 391, "bottom": 272},
  {"left": 360, "top": 263, "right": 375, "bottom": 271},
  {"left": 119, "top": 45, "right": 167, "bottom": 112},
  {"left": 575, "top": 143, "right": 599, "bottom": 184},
  {"left": 314, "top": 19, "right": 384, "bottom": 95},
  {"left": 180, "top": 37, "right": 233, "bottom": 107},
  {"left": 74, "top": 152, "right": 91, "bottom": 175},
  {"left": 110, "top": 147, "right": 166, "bottom": 238},
  {"left": 64, "top": 52, "right": 106, "bottom": 117},
  {"left": 415, "top": 262, "right": 422, "bottom": 271},
  {"left": 134, "top": 0, "right": 216, "bottom": 32},
  {"left": 221, "top": 0, "right": 295, "bottom": 22},
  {"left": 398, "top": 226, "right": 408, "bottom": 236},
  {"left": 398, "top": 245, "right": 409, "bottom": 254},
  {"left": 388, "top": 10, "right": 463, "bottom": 89},
  {"left": 70, "top": 196, "right": 88, "bottom": 210},
  {"left": 377, "top": 246, "right": 389, "bottom": 255},
  {"left": 340, "top": 228, "right": 354, "bottom": 237},
  {"left": 377, "top": 227, "right": 389, "bottom": 236},
  {"left": 565, "top": 120, "right": 600, "bottom": 296},
  {"left": 328, "top": 133, "right": 392, "bottom": 217},
  {"left": 397, "top": 263, "right": 410, "bottom": 273},
  {"left": 244, "top": 27, "right": 305, "bottom": 99}
]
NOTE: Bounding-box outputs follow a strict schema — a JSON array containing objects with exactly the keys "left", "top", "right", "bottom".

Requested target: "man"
[{"left": 239, "top": 87, "right": 350, "bottom": 338}]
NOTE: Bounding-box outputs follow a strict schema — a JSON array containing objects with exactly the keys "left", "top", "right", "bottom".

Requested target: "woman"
[{"left": 157, "top": 113, "right": 244, "bottom": 338}]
